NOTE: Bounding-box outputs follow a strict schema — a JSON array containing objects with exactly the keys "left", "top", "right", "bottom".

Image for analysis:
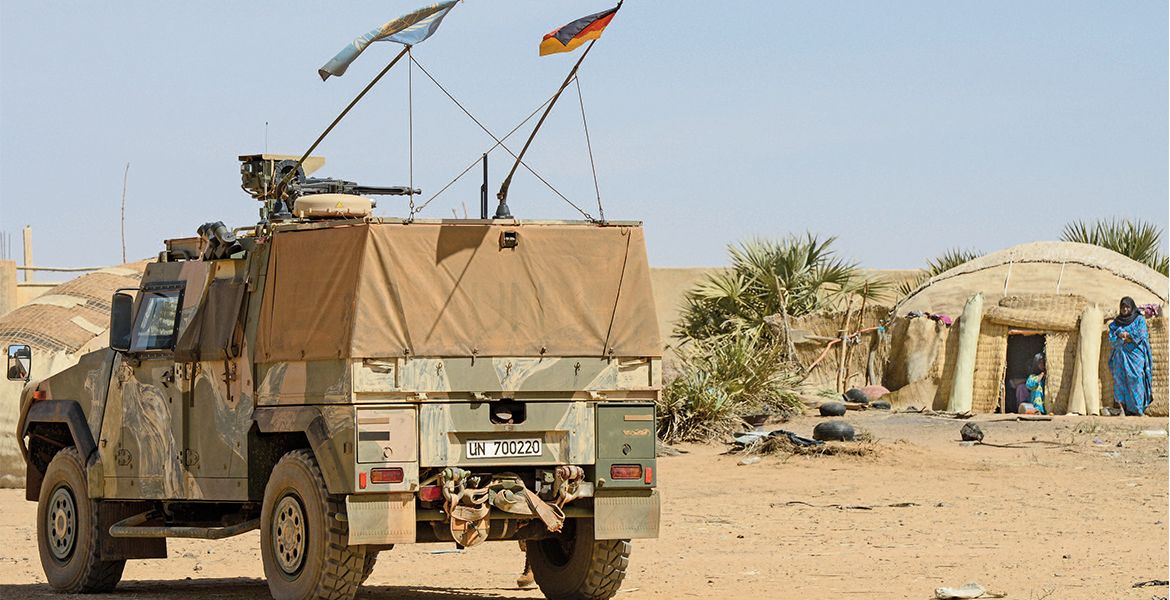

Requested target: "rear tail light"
[
  {"left": 610, "top": 465, "right": 642, "bottom": 480},
  {"left": 418, "top": 484, "right": 442, "bottom": 502},
  {"left": 369, "top": 467, "right": 404, "bottom": 484},
  {"left": 644, "top": 466, "right": 653, "bottom": 484}
]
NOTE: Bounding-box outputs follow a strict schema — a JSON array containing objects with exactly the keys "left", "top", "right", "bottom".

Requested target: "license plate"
[{"left": 466, "top": 438, "right": 542, "bottom": 459}]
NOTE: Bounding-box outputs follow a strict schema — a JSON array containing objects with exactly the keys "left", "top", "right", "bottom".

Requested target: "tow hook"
[
  {"left": 439, "top": 468, "right": 490, "bottom": 547},
  {"left": 554, "top": 465, "right": 585, "bottom": 507}
]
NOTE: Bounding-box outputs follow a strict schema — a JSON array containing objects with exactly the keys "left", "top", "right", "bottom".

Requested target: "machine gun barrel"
[
  {"left": 292, "top": 177, "right": 420, "bottom": 198},
  {"left": 351, "top": 185, "right": 420, "bottom": 196}
]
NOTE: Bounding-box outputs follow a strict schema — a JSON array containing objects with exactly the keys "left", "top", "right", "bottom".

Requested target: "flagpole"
[
  {"left": 276, "top": 44, "right": 412, "bottom": 195},
  {"left": 494, "top": 39, "right": 597, "bottom": 218}
]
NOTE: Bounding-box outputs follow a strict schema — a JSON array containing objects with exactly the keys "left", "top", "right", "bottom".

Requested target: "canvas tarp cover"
[
  {"left": 257, "top": 223, "right": 660, "bottom": 361},
  {"left": 175, "top": 278, "right": 247, "bottom": 362}
]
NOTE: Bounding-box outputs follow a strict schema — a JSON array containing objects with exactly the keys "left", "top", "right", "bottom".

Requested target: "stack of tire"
[{"left": 815, "top": 401, "right": 854, "bottom": 442}]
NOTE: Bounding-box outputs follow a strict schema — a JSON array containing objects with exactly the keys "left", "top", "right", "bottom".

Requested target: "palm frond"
[
  {"left": 896, "top": 247, "right": 982, "bottom": 299},
  {"left": 1062, "top": 218, "right": 1168, "bottom": 275}
]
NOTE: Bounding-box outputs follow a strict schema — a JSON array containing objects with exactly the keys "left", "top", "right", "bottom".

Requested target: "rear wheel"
[
  {"left": 527, "top": 519, "right": 630, "bottom": 600},
  {"left": 261, "top": 450, "right": 366, "bottom": 600},
  {"left": 360, "top": 550, "right": 380, "bottom": 583},
  {"left": 36, "top": 447, "right": 125, "bottom": 593}
]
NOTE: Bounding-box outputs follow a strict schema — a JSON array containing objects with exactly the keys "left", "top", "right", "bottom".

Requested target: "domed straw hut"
[
  {"left": 0, "top": 265, "right": 146, "bottom": 486},
  {"left": 883, "top": 242, "right": 1168, "bottom": 416}
]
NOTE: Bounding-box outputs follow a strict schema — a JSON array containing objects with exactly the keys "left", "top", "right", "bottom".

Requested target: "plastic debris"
[
  {"left": 934, "top": 582, "right": 1006, "bottom": 599},
  {"left": 732, "top": 429, "right": 823, "bottom": 449}
]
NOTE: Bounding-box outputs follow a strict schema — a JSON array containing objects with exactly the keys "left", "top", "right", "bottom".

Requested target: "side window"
[{"left": 130, "top": 289, "right": 182, "bottom": 352}]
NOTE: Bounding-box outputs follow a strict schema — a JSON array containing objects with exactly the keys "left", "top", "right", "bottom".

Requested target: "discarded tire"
[
  {"left": 818, "top": 402, "right": 847, "bottom": 417},
  {"left": 813, "top": 421, "right": 856, "bottom": 442},
  {"left": 960, "top": 422, "right": 984, "bottom": 442},
  {"left": 843, "top": 388, "right": 869, "bottom": 404},
  {"left": 870, "top": 400, "right": 892, "bottom": 410}
]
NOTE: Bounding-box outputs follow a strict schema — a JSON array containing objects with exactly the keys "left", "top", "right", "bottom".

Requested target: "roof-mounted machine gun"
[{"left": 239, "top": 154, "right": 420, "bottom": 221}]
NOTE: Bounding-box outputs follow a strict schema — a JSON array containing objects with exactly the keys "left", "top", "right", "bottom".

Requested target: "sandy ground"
[{"left": 0, "top": 412, "right": 1166, "bottom": 600}]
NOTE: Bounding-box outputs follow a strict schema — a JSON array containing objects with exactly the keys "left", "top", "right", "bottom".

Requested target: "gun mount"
[{"left": 239, "top": 154, "right": 421, "bottom": 221}]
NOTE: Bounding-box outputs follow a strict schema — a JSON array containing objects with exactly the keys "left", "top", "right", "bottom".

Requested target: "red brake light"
[
  {"left": 370, "top": 467, "right": 404, "bottom": 484},
  {"left": 359, "top": 471, "right": 367, "bottom": 489},
  {"left": 610, "top": 465, "right": 642, "bottom": 480},
  {"left": 419, "top": 484, "right": 442, "bottom": 502},
  {"left": 644, "top": 466, "right": 653, "bottom": 484}
]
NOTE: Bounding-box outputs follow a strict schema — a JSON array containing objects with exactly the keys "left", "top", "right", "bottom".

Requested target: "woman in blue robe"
[{"left": 1108, "top": 297, "right": 1153, "bottom": 416}]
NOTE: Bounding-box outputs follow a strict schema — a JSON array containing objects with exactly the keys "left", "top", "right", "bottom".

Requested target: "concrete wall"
[{"left": 0, "top": 261, "right": 14, "bottom": 318}]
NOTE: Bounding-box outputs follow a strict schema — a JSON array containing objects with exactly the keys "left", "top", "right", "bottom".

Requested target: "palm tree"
[
  {"left": 658, "top": 235, "right": 883, "bottom": 442},
  {"left": 896, "top": 247, "right": 984, "bottom": 298},
  {"left": 675, "top": 234, "right": 887, "bottom": 343},
  {"left": 1062, "top": 218, "right": 1169, "bottom": 276}
]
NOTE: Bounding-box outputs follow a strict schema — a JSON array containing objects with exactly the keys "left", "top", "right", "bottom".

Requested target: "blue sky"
[{"left": 1, "top": 1, "right": 1166, "bottom": 275}]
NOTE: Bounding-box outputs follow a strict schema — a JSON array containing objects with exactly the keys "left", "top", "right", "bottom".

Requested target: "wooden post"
[
  {"left": 836, "top": 294, "right": 856, "bottom": 392},
  {"left": 866, "top": 330, "right": 878, "bottom": 385},
  {"left": 21, "top": 226, "right": 32, "bottom": 283},
  {"left": 842, "top": 283, "right": 869, "bottom": 389},
  {"left": 121, "top": 163, "right": 129, "bottom": 264}
]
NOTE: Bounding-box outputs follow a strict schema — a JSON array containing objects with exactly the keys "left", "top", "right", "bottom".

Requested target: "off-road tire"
[
  {"left": 261, "top": 449, "right": 366, "bottom": 600},
  {"left": 527, "top": 519, "right": 630, "bottom": 600},
  {"left": 360, "top": 550, "right": 380, "bottom": 583},
  {"left": 37, "top": 447, "right": 125, "bottom": 593}
]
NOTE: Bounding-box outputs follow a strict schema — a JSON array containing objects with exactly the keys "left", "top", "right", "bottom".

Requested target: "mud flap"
[
  {"left": 593, "top": 490, "right": 660, "bottom": 540},
  {"left": 98, "top": 502, "right": 167, "bottom": 560},
  {"left": 345, "top": 493, "right": 416, "bottom": 545}
]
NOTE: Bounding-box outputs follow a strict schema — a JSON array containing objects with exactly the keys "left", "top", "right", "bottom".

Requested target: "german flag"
[{"left": 539, "top": 4, "right": 620, "bottom": 56}]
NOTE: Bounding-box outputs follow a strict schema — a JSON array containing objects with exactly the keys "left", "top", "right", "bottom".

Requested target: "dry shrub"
[{"left": 656, "top": 334, "right": 802, "bottom": 444}]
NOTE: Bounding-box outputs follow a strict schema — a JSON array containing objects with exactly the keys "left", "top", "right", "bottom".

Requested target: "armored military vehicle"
[{"left": 9, "top": 153, "right": 661, "bottom": 600}]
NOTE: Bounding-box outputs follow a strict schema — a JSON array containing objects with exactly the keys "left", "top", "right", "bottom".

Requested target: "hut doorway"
[{"left": 1003, "top": 332, "right": 1046, "bottom": 413}]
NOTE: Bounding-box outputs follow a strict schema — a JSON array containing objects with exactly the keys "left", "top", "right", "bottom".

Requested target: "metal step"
[{"left": 108, "top": 511, "right": 259, "bottom": 539}]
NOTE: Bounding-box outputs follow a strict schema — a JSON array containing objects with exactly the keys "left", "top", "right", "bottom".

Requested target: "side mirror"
[
  {"left": 110, "top": 292, "right": 134, "bottom": 352},
  {"left": 7, "top": 344, "right": 31, "bottom": 382}
]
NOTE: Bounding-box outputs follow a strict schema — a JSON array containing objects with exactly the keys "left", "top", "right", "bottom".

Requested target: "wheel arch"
[
  {"left": 253, "top": 406, "right": 354, "bottom": 496},
  {"left": 22, "top": 400, "right": 97, "bottom": 502}
]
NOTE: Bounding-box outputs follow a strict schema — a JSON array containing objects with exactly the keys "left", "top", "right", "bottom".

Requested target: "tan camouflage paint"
[
  {"left": 351, "top": 356, "right": 660, "bottom": 396},
  {"left": 418, "top": 401, "right": 594, "bottom": 467},
  {"left": 99, "top": 355, "right": 186, "bottom": 499},
  {"left": 256, "top": 359, "right": 351, "bottom": 405},
  {"left": 93, "top": 258, "right": 242, "bottom": 500}
]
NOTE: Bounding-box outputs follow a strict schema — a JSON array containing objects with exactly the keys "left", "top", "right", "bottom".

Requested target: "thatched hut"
[
  {"left": 0, "top": 265, "right": 146, "bottom": 486},
  {"left": 884, "top": 242, "right": 1168, "bottom": 416},
  {"left": 772, "top": 305, "right": 892, "bottom": 392}
]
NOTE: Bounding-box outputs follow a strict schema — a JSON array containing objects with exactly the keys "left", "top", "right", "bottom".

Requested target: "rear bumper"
[
  {"left": 345, "top": 399, "right": 659, "bottom": 545},
  {"left": 345, "top": 489, "right": 660, "bottom": 545}
]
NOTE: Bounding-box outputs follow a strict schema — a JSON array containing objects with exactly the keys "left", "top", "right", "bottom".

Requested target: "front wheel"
[
  {"left": 526, "top": 519, "right": 630, "bottom": 600},
  {"left": 260, "top": 450, "right": 366, "bottom": 600},
  {"left": 36, "top": 447, "right": 125, "bottom": 593}
]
